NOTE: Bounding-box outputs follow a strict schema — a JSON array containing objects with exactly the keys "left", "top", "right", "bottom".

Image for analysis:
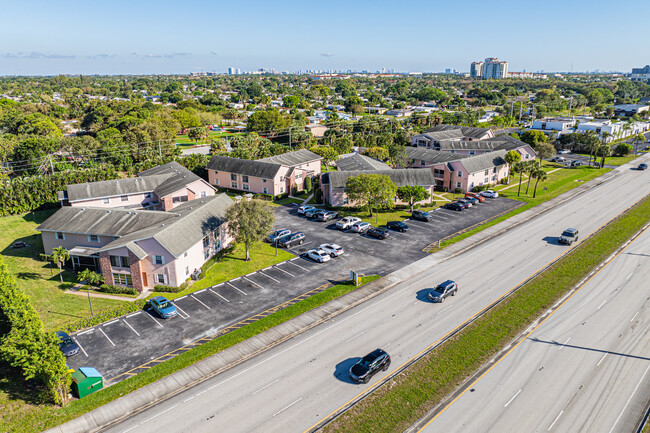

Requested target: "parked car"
[
  {"left": 558, "top": 149, "right": 571, "bottom": 154},
  {"left": 428, "top": 280, "right": 458, "bottom": 303},
  {"left": 319, "top": 243, "right": 344, "bottom": 257},
  {"left": 465, "top": 192, "right": 485, "bottom": 202},
  {"left": 297, "top": 205, "right": 316, "bottom": 215},
  {"left": 351, "top": 221, "right": 372, "bottom": 233},
  {"left": 570, "top": 160, "right": 583, "bottom": 168},
  {"left": 454, "top": 200, "right": 469, "bottom": 209},
  {"left": 266, "top": 228, "right": 291, "bottom": 243},
  {"left": 457, "top": 198, "right": 473, "bottom": 208},
  {"left": 464, "top": 196, "right": 479, "bottom": 205},
  {"left": 559, "top": 228, "right": 579, "bottom": 245},
  {"left": 305, "top": 249, "right": 331, "bottom": 263},
  {"left": 336, "top": 216, "right": 362, "bottom": 230},
  {"left": 480, "top": 190, "right": 499, "bottom": 198},
  {"left": 443, "top": 202, "right": 464, "bottom": 211},
  {"left": 367, "top": 227, "right": 390, "bottom": 239},
  {"left": 150, "top": 296, "right": 178, "bottom": 319},
  {"left": 386, "top": 221, "right": 410, "bottom": 232},
  {"left": 411, "top": 209, "right": 433, "bottom": 222},
  {"left": 56, "top": 331, "right": 80, "bottom": 357},
  {"left": 551, "top": 156, "right": 566, "bottom": 163},
  {"left": 638, "top": 163, "right": 648, "bottom": 170},
  {"left": 277, "top": 232, "right": 305, "bottom": 248},
  {"left": 349, "top": 349, "right": 391, "bottom": 383},
  {"left": 305, "top": 209, "right": 322, "bottom": 219},
  {"left": 317, "top": 210, "right": 339, "bottom": 222}
]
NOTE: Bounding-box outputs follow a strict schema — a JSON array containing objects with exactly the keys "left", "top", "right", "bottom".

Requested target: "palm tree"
[
  {"left": 514, "top": 161, "right": 526, "bottom": 197},
  {"left": 525, "top": 160, "right": 541, "bottom": 195},
  {"left": 585, "top": 131, "right": 599, "bottom": 168},
  {"left": 598, "top": 143, "right": 612, "bottom": 168},
  {"left": 633, "top": 133, "right": 646, "bottom": 154},
  {"left": 504, "top": 151, "right": 520, "bottom": 185},
  {"left": 51, "top": 246, "right": 70, "bottom": 283},
  {"left": 532, "top": 167, "right": 548, "bottom": 198}
]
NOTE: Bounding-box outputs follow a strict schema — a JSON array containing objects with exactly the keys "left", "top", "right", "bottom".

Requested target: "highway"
[
  {"left": 422, "top": 223, "right": 650, "bottom": 433},
  {"left": 102, "top": 160, "right": 650, "bottom": 433}
]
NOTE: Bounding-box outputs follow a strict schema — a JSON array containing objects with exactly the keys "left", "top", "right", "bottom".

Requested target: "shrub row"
[
  {"left": 154, "top": 282, "right": 189, "bottom": 293},
  {"left": 98, "top": 284, "right": 138, "bottom": 296}
]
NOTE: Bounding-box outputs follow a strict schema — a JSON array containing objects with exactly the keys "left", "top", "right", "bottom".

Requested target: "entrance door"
[{"left": 142, "top": 272, "right": 148, "bottom": 287}]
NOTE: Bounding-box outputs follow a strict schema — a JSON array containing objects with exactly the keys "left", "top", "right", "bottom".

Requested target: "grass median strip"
[
  {"left": 2, "top": 275, "right": 379, "bottom": 433},
  {"left": 324, "top": 195, "right": 650, "bottom": 433}
]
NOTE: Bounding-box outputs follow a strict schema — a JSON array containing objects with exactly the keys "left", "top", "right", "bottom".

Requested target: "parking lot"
[{"left": 67, "top": 197, "right": 522, "bottom": 383}]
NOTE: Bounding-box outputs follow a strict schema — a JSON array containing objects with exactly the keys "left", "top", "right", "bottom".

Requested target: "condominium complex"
[
  {"left": 470, "top": 62, "right": 484, "bottom": 78},
  {"left": 470, "top": 57, "right": 509, "bottom": 79}
]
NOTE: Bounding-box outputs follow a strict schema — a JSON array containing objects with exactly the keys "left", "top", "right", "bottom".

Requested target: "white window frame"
[
  {"left": 102, "top": 198, "right": 110, "bottom": 204},
  {"left": 457, "top": 171, "right": 463, "bottom": 177},
  {"left": 242, "top": 184, "right": 250, "bottom": 191},
  {"left": 56, "top": 232, "right": 65, "bottom": 240},
  {"left": 456, "top": 182, "right": 462, "bottom": 188},
  {"left": 200, "top": 191, "right": 206, "bottom": 198},
  {"left": 88, "top": 234, "right": 100, "bottom": 243},
  {"left": 231, "top": 182, "right": 238, "bottom": 188},
  {"left": 262, "top": 187, "right": 268, "bottom": 194},
  {"left": 156, "top": 273, "right": 166, "bottom": 284},
  {"left": 120, "top": 195, "right": 128, "bottom": 202},
  {"left": 153, "top": 255, "right": 164, "bottom": 265},
  {"left": 186, "top": 266, "right": 190, "bottom": 275},
  {"left": 214, "top": 179, "right": 220, "bottom": 185}
]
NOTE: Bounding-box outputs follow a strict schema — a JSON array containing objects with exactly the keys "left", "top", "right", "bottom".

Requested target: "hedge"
[
  {"left": 154, "top": 282, "right": 188, "bottom": 293},
  {"left": 98, "top": 284, "right": 138, "bottom": 296}
]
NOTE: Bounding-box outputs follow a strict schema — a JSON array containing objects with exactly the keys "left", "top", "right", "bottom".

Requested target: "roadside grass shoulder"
[
  {"left": 1, "top": 276, "right": 379, "bottom": 433},
  {"left": 324, "top": 195, "right": 650, "bottom": 433}
]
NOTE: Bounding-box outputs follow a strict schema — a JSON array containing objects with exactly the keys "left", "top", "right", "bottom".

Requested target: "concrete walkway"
[
  {"left": 65, "top": 283, "right": 152, "bottom": 302},
  {"left": 300, "top": 192, "right": 314, "bottom": 205}
]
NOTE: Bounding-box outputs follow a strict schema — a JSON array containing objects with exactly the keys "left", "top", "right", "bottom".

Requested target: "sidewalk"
[{"left": 65, "top": 284, "right": 152, "bottom": 302}]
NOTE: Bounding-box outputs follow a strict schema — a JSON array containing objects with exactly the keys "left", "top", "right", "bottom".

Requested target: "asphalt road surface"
[
  {"left": 422, "top": 224, "right": 650, "bottom": 433},
  {"left": 102, "top": 157, "right": 650, "bottom": 433}
]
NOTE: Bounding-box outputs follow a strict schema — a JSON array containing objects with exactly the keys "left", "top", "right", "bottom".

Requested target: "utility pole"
[
  {"left": 289, "top": 126, "right": 292, "bottom": 148},
  {"left": 158, "top": 140, "right": 162, "bottom": 158},
  {"left": 519, "top": 103, "right": 523, "bottom": 123},
  {"left": 568, "top": 95, "right": 573, "bottom": 117}
]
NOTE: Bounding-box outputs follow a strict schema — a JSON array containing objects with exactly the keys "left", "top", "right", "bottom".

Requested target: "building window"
[
  {"left": 203, "top": 236, "right": 210, "bottom": 248},
  {"left": 113, "top": 273, "right": 133, "bottom": 286},
  {"left": 172, "top": 196, "right": 189, "bottom": 203},
  {"left": 200, "top": 191, "right": 206, "bottom": 198},
  {"left": 242, "top": 184, "right": 250, "bottom": 191},
  {"left": 230, "top": 173, "right": 237, "bottom": 181},
  {"left": 56, "top": 232, "right": 65, "bottom": 240},
  {"left": 154, "top": 255, "right": 164, "bottom": 265},
  {"left": 456, "top": 182, "right": 462, "bottom": 188},
  {"left": 213, "top": 170, "right": 218, "bottom": 175},
  {"left": 279, "top": 187, "right": 284, "bottom": 193},
  {"left": 102, "top": 198, "right": 110, "bottom": 204},
  {"left": 184, "top": 251, "right": 188, "bottom": 257},
  {"left": 120, "top": 195, "right": 128, "bottom": 202},
  {"left": 279, "top": 176, "right": 284, "bottom": 182},
  {"left": 156, "top": 274, "right": 166, "bottom": 284},
  {"left": 262, "top": 187, "right": 268, "bottom": 194},
  {"left": 186, "top": 266, "right": 190, "bottom": 276},
  {"left": 469, "top": 151, "right": 476, "bottom": 155},
  {"left": 88, "top": 234, "right": 100, "bottom": 243},
  {"left": 204, "top": 249, "right": 210, "bottom": 260},
  {"left": 295, "top": 173, "right": 302, "bottom": 180},
  {"left": 485, "top": 178, "right": 489, "bottom": 183},
  {"left": 242, "top": 175, "right": 249, "bottom": 183},
  {"left": 420, "top": 160, "right": 426, "bottom": 166},
  {"left": 262, "top": 179, "right": 267, "bottom": 183},
  {"left": 433, "top": 169, "right": 444, "bottom": 178},
  {"left": 525, "top": 154, "right": 530, "bottom": 159},
  {"left": 457, "top": 171, "right": 463, "bottom": 177},
  {"left": 484, "top": 169, "right": 489, "bottom": 176},
  {"left": 231, "top": 182, "right": 238, "bottom": 188},
  {"left": 493, "top": 167, "right": 497, "bottom": 173},
  {"left": 110, "top": 255, "right": 129, "bottom": 268},
  {"left": 144, "top": 192, "right": 152, "bottom": 199},
  {"left": 214, "top": 179, "right": 220, "bottom": 185}
]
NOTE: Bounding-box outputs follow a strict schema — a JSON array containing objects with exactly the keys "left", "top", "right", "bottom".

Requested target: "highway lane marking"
[
  {"left": 608, "top": 364, "right": 650, "bottom": 433},
  {"left": 436, "top": 305, "right": 454, "bottom": 316},
  {"left": 274, "top": 265, "right": 295, "bottom": 277},
  {"left": 626, "top": 272, "right": 634, "bottom": 280},
  {"left": 631, "top": 311, "right": 639, "bottom": 321},
  {"left": 558, "top": 337, "right": 571, "bottom": 350},
  {"left": 145, "top": 312, "right": 164, "bottom": 328},
  {"left": 72, "top": 337, "right": 89, "bottom": 357},
  {"left": 77, "top": 329, "right": 94, "bottom": 336},
  {"left": 597, "top": 300, "right": 607, "bottom": 310},
  {"left": 103, "top": 319, "right": 119, "bottom": 326},
  {"left": 190, "top": 295, "right": 211, "bottom": 310},
  {"left": 504, "top": 389, "right": 521, "bottom": 407},
  {"left": 287, "top": 261, "right": 309, "bottom": 271},
  {"left": 345, "top": 331, "right": 366, "bottom": 343},
  {"left": 259, "top": 271, "right": 281, "bottom": 283},
  {"left": 175, "top": 304, "right": 191, "bottom": 319},
  {"left": 244, "top": 276, "right": 264, "bottom": 290},
  {"left": 227, "top": 282, "right": 248, "bottom": 296},
  {"left": 503, "top": 248, "right": 512, "bottom": 254},
  {"left": 252, "top": 379, "right": 280, "bottom": 395},
  {"left": 126, "top": 312, "right": 141, "bottom": 318},
  {"left": 121, "top": 424, "right": 140, "bottom": 433},
  {"left": 487, "top": 276, "right": 499, "bottom": 284},
  {"left": 273, "top": 397, "right": 303, "bottom": 417},
  {"left": 183, "top": 395, "right": 195, "bottom": 403},
  {"left": 464, "top": 270, "right": 473, "bottom": 277},
  {"left": 548, "top": 410, "right": 564, "bottom": 430},
  {"left": 208, "top": 288, "right": 229, "bottom": 303},
  {"left": 123, "top": 319, "right": 140, "bottom": 337},
  {"left": 99, "top": 328, "right": 116, "bottom": 346},
  {"left": 597, "top": 353, "right": 607, "bottom": 366},
  {"left": 384, "top": 343, "right": 392, "bottom": 348}
]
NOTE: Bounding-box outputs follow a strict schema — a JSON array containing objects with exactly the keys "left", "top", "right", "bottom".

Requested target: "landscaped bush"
[
  {"left": 253, "top": 193, "right": 273, "bottom": 201},
  {"left": 454, "top": 187, "right": 464, "bottom": 194},
  {"left": 98, "top": 284, "right": 138, "bottom": 296},
  {"left": 314, "top": 188, "right": 323, "bottom": 204},
  {"left": 274, "top": 192, "right": 289, "bottom": 200},
  {"left": 153, "top": 283, "right": 188, "bottom": 293},
  {"left": 434, "top": 185, "right": 446, "bottom": 192},
  {"left": 305, "top": 176, "right": 313, "bottom": 192}
]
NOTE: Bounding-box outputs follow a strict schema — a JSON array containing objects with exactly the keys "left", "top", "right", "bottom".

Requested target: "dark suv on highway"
[{"left": 349, "top": 349, "right": 391, "bottom": 383}]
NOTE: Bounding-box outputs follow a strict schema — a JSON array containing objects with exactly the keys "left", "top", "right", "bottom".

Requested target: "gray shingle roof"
[
  {"left": 325, "top": 169, "right": 437, "bottom": 189},
  {"left": 425, "top": 124, "right": 492, "bottom": 139},
  {"left": 335, "top": 154, "right": 392, "bottom": 171},
  {"left": 206, "top": 155, "right": 282, "bottom": 179},
  {"left": 257, "top": 148, "right": 322, "bottom": 166},
  {"left": 459, "top": 149, "right": 507, "bottom": 174},
  {"left": 405, "top": 148, "right": 469, "bottom": 164},
  {"left": 481, "top": 135, "right": 537, "bottom": 154},
  {"left": 139, "top": 161, "right": 205, "bottom": 198}
]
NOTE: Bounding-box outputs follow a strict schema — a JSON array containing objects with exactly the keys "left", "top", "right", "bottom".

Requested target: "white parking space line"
[
  {"left": 345, "top": 331, "right": 366, "bottom": 343},
  {"left": 126, "top": 312, "right": 142, "bottom": 319},
  {"left": 227, "top": 281, "right": 248, "bottom": 296},
  {"left": 78, "top": 328, "right": 94, "bottom": 336},
  {"left": 123, "top": 319, "right": 140, "bottom": 337},
  {"left": 244, "top": 277, "right": 264, "bottom": 290},
  {"left": 287, "top": 261, "right": 309, "bottom": 271},
  {"left": 274, "top": 265, "right": 295, "bottom": 277},
  {"left": 504, "top": 389, "right": 521, "bottom": 407},
  {"left": 176, "top": 296, "right": 186, "bottom": 300},
  {"left": 195, "top": 289, "right": 206, "bottom": 294},
  {"left": 252, "top": 379, "right": 279, "bottom": 395},
  {"left": 99, "top": 328, "right": 116, "bottom": 346},
  {"left": 73, "top": 337, "right": 89, "bottom": 357},
  {"left": 231, "top": 277, "right": 241, "bottom": 281},
  {"left": 103, "top": 319, "right": 119, "bottom": 326},
  {"left": 558, "top": 337, "right": 571, "bottom": 350},
  {"left": 191, "top": 295, "right": 211, "bottom": 310},
  {"left": 273, "top": 397, "right": 303, "bottom": 417},
  {"left": 145, "top": 312, "right": 164, "bottom": 328},
  {"left": 259, "top": 271, "right": 281, "bottom": 283},
  {"left": 209, "top": 288, "right": 229, "bottom": 303},
  {"left": 175, "top": 304, "right": 191, "bottom": 318},
  {"left": 597, "top": 353, "right": 607, "bottom": 366}
]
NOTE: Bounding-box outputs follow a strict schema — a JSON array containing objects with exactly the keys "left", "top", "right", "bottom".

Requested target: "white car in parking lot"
[
  {"left": 319, "top": 243, "right": 344, "bottom": 257},
  {"left": 480, "top": 190, "right": 499, "bottom": 198},
  {"left": 351, "top": 221, "right": 372, "bottom": 233},
  {"left": 336, "top": 216, "right": 362, "bottom": 230},
  {"left": 297, "top": 205, "right": 317, "bottom": 215},
  {"left": 305, "top": 249, "right": 331, "bottom": 263}
]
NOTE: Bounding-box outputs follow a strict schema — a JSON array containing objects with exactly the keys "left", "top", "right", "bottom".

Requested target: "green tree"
[
  {"left": 583, "top": 131, "right": 600, "bottom": 168},
  {"left": 613, "top": 143, "right": 632, "bottom": 156},
  {"left": 633, "top": 133, "right": 646, "bottom": 154},
  {"left": 504, "top": 150, "right": 520, "bottom": 184},
  {"left": 525, "top": 160, "right": 541, "bottom": 195},
  {"left": 531, "top": 166, "right": 548, "bottom": 198},
  {"left": 345, "top": 174, "right": 397, "bottom": 216},
  {"left": 597, "top": 143, "right": 612, "bottom": 168},
  {"left": 309, "top": 145, "right": 338, "bottom": 165},
  {"left": 225, "top": 199, "right": 275, "bottom": 261},
  {"left": 513, "top": 161, "right": 526, "bottom": 197},
  {"left": 188, "top": 126, "right": 208, "bottom": 142},
  {"left": 304, "top": 176, "right": 313, "bottom": 192},
  {"left": 172, "top": 109, "right": 201, "bottom": 130},
  {"left": 396, "top": 185, "right": 430, "bottom": 212},
  {"left": 364, "top": 146, "right": 389, "bottom": 161},
  {"left": 51, "top": 246, "right": 69, "bottom": 283},
  {"left": 246, "top": 110, "right": 291, "bottom": 136},
  {"left": 519, "top": 130, "right": 548, "bottom": 146},
  {"left": 283, "top": 95, "right": 301, "bottom": 108},
  {"left": 534, "top": 141, "right": 556, "bottom": 162},
  {"left": 77, "top": 268, "right": 104, "bottom": 287}
]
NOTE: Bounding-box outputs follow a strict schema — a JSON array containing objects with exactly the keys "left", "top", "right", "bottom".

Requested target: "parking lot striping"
[
  {"left": 259, "top": 271, "right": 281, "bottom": 283},
  {"left": 232, "top": 277, "right": 241, "bottom": 281},
  {"left": 209, "top": 288, "right": 230, "bottom": 303},
  {"left": 436, "top": 305, "right": 454, "bottom": 316},
  {"left": 195, "top": 289, "right": 206, "bottom": 294},
  {"left": 274, "top": 265, "right": 295, "bottom": 277},
  {"left": 176, "top": 296, "right": 186, "bottom": 301},
  {"left": 263, "top": 266, "right": 272, "bottom": 271},
  {"left": 123, "top": 319, "right": 140, "bottom": 337},
  {"left": 608, "top": 364, "right": 650, "bottom": 433},
  {"left": 77, "top": 328, "right": 95, "bottom": 336},
  {"left": 191, "top": 295, "right": 211, "bottom": 310},
  {"left": 626, "top": 272, "right": 634, "bottom": 280},
  {"left": 126, "top": 312, "right": 142, "bottom": 319},
  {"left": 252, "top": 379, "right": 280, "bottom": 395},
  {"left": 558, "top": 337, "right": 571, "bottom": 350},
  {"left": 145, "top": 312, "right": 164, "bottom": 328},
  {"left": 73, "top": 338, "right": 89, "bottom": 357},
  {"left": 175, "top": 304, "right": 191, "bottom": 318},
  {"left": 244, "top": 277, "right": 264, "bottom": 290},
  {"left": 597, "top": 300, "right": 607, "bottom": 310},
  {"left": 345, "top": 331, "right": 366, "bottom": 343},
  {"left": 504, "top": 389, "right": 521, "bottom": 407},
  {"left": 631, "top": 311, "right": 639, "bottom": 322},
  {"left": 287, "top": 261, "right": 309, "bottom": 272},
  {"left": 273, "top": 397, "right": 303, "bottom": 417},
  {"left": 99, "top": 328, "right": 116, "bottom": 347},
  {"left": 597, "top": 353, "right": 608, "bottom": 366},
  {"left": 548, "top": 410, "right": 564, "bottom": 431},
  {"left": 103, "top": 319, "right": 119, "bottom": 327},
  {"left": 227, "top": 281, "right": 248, "bottom": 296}
]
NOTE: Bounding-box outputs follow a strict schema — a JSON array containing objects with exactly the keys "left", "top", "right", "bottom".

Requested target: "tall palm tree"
[
  {"left": 525, "top": 161, "right": 541, "bottom": 195},
  {"left": 532, "top": 167, "right": 548, "bottom": 198},
  {"left": 51, "top": 246, "right": 70, "bottom": 283},
  {"left": 598, "top": 143, "right": 612, "bottom": 168},
  {"left": 514, "top": 161, "right": 526, "bottom": 197}
]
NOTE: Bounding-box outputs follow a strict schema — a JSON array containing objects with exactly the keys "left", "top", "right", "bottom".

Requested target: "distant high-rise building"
[
  {"left": 483, "top": 58, "right": 508, "bottom": 79},
  {"left": 445, "top": 68, "right": 451, "bottom": 74},
  {"left": 228, "top": 67, "right": 235, "bottom": 75},
  {"left": 631, "top": 65, "right": 650, "bottom": 82},
  {"left": 470, "top": 62, "right": 484, "bottom": 78}
]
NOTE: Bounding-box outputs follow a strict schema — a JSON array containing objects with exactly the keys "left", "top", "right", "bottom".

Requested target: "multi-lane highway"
[
  {"left": 99, "top": 158, "right": 650, "bottom": 433},
  {"left": 422, "top": 223, "right": 650, "bottom": 433}
]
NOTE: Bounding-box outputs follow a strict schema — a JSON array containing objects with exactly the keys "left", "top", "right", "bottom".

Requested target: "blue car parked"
[{"left": 150, "top": 296, "right": 178, "bottom": 319}]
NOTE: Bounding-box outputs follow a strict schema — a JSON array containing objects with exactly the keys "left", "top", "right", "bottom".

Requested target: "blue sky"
[{"left": 0, "top": 0, "right": 647, "bottom": 75}]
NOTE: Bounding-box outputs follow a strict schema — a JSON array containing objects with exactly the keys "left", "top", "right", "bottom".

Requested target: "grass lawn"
[
  {"left": 604, "top": 155, "right": 640, "bottom": 166},
  {"left": 270, "top": 197, "right": 305, "bottom": 207},
  {"left": 166, "top": 242, "right": 295, "bottom": 299},
  {"left": 1, "top": 275, "right": 379, "bottom": 433},
  {"left": 0, "top": 210, "right": 129, "bottom": 331}
]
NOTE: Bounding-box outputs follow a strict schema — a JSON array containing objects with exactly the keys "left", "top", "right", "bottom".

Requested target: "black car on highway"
[
  {"left": 349, "top": 349, "right": 391, "bottom": 383},
  {"left": 411, "top": 210, "right": 433, "bottom": 222},
  {"left": 443, "top": 202, "right": 464, "bottom": 211},
  {"left": 367, "top": 227, "right": 389, "bottom": 239},
  {"left": 638, "top": 163, "right": 648, "bottom": 170},
  {"left": 386, "top": 221, "right": 409, "bottom": 232}
]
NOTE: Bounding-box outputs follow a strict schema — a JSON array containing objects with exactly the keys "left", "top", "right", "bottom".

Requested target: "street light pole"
[{"left": 87, "top": 288, "right": 94, "bottom": 317}]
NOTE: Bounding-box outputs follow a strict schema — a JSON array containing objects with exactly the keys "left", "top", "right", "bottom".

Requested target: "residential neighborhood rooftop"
[
  {"left": 323, "top": 168, "right": 437, "bottom": 189},
  {"left": 334, "top": 153, "right": 392, "bottom": 171},
  {"left": 257, "top": 148, "right": 322, "bottom": 166}
]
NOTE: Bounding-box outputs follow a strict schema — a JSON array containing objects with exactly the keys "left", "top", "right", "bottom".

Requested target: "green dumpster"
[{"left": 71, "top": 367, "right": 103, "bottom": 398}]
